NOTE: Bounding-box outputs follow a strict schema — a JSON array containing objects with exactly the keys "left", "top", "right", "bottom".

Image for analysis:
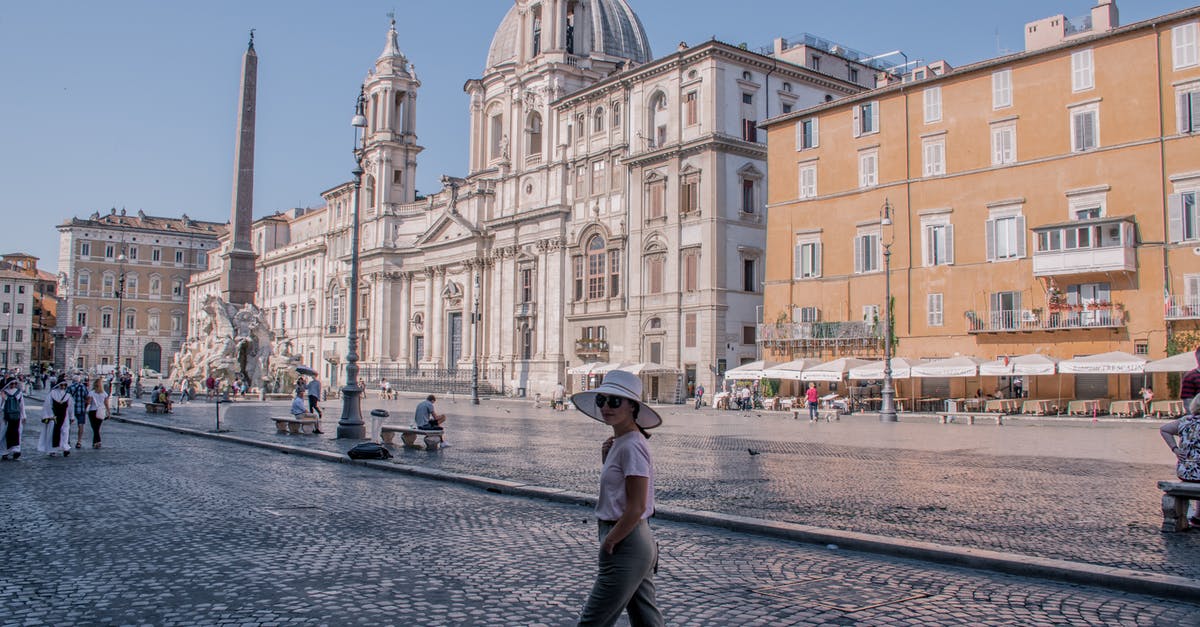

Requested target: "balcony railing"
[
  {"left": 758, "top": 321, "right": 880, "bottom": 342},
  {"left": 576, "top": 338, "right": 609, "bottom": 358},
  {"left": 515, "top": 302, "right": 536, "bottom": 318},
  {"left": 1167, "top": 295, "right": 1200, "bottom": 320},
  {"left": 967, "top": 306, "right": 1126, "bottom": 333}
]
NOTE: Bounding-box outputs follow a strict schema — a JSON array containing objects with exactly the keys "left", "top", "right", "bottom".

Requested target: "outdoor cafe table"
[
  {"left": 1109, "top": 400, "right": 1145, "bottom": 417},
  {"left": 713, "top": 392, "right": 731, "bottom": 410},
  {"left": 1150, "top": 400, "right": 1185, "bottom": 417},
  {"left": 762, "top": 397, "right": 780, "bottom": 411},
  {"left": 1022, "top": 399, "right": 1058, "bottom": 415},
  {"left": 916, "top": 397, "right": 943, "bottom": 412},
  {"left": 1067, "top": 399, "right": 1111, "bottom": 416}
]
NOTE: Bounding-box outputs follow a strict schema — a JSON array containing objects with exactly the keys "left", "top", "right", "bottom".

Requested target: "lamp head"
[
  {"left": 117, "top": 254, "right": 127, "bottom": 263},
  {"left": 351, "top": 85, "right": 368, "bottom": 128},
  {"left": 880, "top": 198, "right": 893, "bottom": 226}
]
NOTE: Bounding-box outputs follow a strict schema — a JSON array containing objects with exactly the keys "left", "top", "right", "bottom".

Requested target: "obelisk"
[{"left": 220, "top": 31, "right": 259, "bottom": 306}]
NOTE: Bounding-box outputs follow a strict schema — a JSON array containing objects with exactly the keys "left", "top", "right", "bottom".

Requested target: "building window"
[
  {"left": 489, "top": 113, "right": 504, "bottom": 160},
  {"left": 797, "top": 117, "right": 819, "bottom": 150},
  {"left": 128, "top": 247, "right": 138, "bottom": 260},
  {"left": 1070, "top": 103, "right": 1099, "bottom": 152},
  {"left": 858, "top": 150, "right": 878, "bottom": 188},
  {"left": 741, "top": 119, "right": 758, "bottom": 142},
  {"left": 527, "top": 112, "right": 543, "bottom": 155},
  {"left": 854, "top": 101, "right": 878, "bottom": 136},
  {"left": 742, "top": 92, "right": 754, "bottom": 105},
  {"left": 77, "top": 273, "right": 90, "bottom": 295},
  {"left": 125, "top": 311, "right": 135, "bottom": 330},
  {"left": 104, "top": 244, "right": 115, "bottom": 259},
  {"left": 14, "top": 330, "right": 21, "bottom": 343},
  {"left": 742, "top": 259, "right": 756, "bottom": 292},
  {"left": 593, "top": 107, "right": 605, "bottom": 133},
  {"left": 798, "top": 165, "right": 817, "bottom": 199},
  {"left": 684, "top": 313, "right": 697, "bottom": 348},
  {"left": 646, "top": 178, "right": 666, "bottom": 219},
  {"left": 592, "top": 161, "right": 606, "bottom": 194},
  {"left": 989, "top": 291, "right": 1023, "bottom": 329},
  {"left": 573, "top": 256, "right": 584, "bottom": 301},
  {"left": 742, "top": 326, "right": 756, "bottom": 345},
  {"left": 612, "top": 102, "right": 621, "bottom": 128},
  {"left": 986, "top": 215, "right": 1026, "bottom": 261},
  {"left": 2, "top": 302, "right": 8, "bottom": 314},
  {"left": 102, "top": 274, "right": 115, "bottom": 297},
  {"left": 740, "top": 179, "right": 755, "bottom": 214},
  {"left": 609, "top": 250, "right": 621, "bottom": 298},
  {"left": 649, "top": 92, "right": 668, "bottom": 148},
  {"left": 175, "top": 250, "right": 184, "bottom": 264},
  {"left": 152, "top": 248, "right": 161, "bottom": 262},
  {"left": 809, "top": 56, "right": 821, "bottom": 72},
  {"left": 150, "top": 277, "right": 161, "bottom": 295},
  {"left": 575, "top": 165, "right": 587, "bottom": 199},
  {"left": 927, "top": 293, "right": 944, "bottom": 327},
  {"left": 520, "top": 268, "right": 533, "bottom": 303},
  {"left": 922, "top": 221, "right": 955, "bottom": 266},
  {"left": 100, "top": 311, "right": 112, "bottom": 329},
  {"left": 171, "top": 280, "right": 183, "bottom": 297},
  {"left": 1072, "top": 49, "right": 1094, "bottom": 92},
  {"left": 922, "top": 137, "right": 945, "bottom": 177},
  {"left": 1168, "top": 190, "right": 1199, "bottom": 242},
  {"left": 682, "top": 250, "right": 699, "bottom": 292},
  {"left": 854, "top": 232, "right": 880, "bottom": 274},
  {"left": 76, "top": 311, "right": 87, "bottom": 326},
  {"left": 646, "top": 256, "right": 664, "bottom": 294},
  {"left": 587, "top": 236, "right": 606, "bottom": 300},
  {"left": 923, "top": 87, "right": 942, "bottom": 123},
  {"left": 79, "top": 242, "right": 90, "bottom": 257},
  {"left": 992, "top": 69, "right": 1012, "bottom": 109},
  {"left": 15, "top": 303, "right": 23, "bottom": 315},
  {"left": 680, "top": 173, "right": 699, "bottom": 216},
  {"left": 991, "top": 123, "right": 1017, "bottom": 165},
  {"left": 172, "top": 314, "right": 183, "bottom": 333},
  {"left": 793, "top": 239, "right": 821, "bottom": 279},
  {"left": 685, "top": 91, "right": 698, "bottom": 126},
  {"left": 863, "top": 305, "right": 881, "bottom": 327},
  {"left": 148, "top": 314, "right": 160, "bottom": 333},
  {"left": 1177, "top": 84, "right": 1200, "bottom": 134},
  {"left": 1173, "top": 22, "right": 1198, "bottom": 70},
  {"left": 849, "top": 68, "right": 859, "bottom": 83}
]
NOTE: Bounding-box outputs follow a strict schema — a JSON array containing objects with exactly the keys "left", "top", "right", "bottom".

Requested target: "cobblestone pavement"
[
  {"left": 2, "top": 422, "right": 1199, "bottom": 625},
  {"left": 108, "top": 395, "right": 1200, "bottom": 584}
]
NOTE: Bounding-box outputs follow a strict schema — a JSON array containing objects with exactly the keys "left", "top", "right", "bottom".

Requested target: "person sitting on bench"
[
  {"left": 290, "top": 389, "right": 307, "bottom": 417},
  {"left": 154, "top": 386, "right": 173, "bottom": 413},
  {"left": 414, "top": 394, "right": 449, "bottom": 447}
]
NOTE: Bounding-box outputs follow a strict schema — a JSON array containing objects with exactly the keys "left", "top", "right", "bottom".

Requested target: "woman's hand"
[{"left": 601, "top": 436, "right": 614, "bottom": 462}]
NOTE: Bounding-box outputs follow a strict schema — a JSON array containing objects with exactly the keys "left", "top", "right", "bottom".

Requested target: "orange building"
[{"left": 761, "top": 3, "right": 1200, "bottom": 401}]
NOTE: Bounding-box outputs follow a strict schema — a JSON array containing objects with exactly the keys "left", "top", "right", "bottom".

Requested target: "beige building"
[
  {"left": 1, "top": 253, "right": 58, "bottom": 371},
  {"left": 0, "top": 270, "right": 36, "bottom": 372},
  {"left": 56, "top": 209, "right": 224, "bottom": 373},
  {"left": 760, "top": 1, "right": 1200, "bottom": 400}
]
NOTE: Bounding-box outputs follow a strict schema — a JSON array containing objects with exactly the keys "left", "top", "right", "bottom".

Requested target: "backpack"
[
  {"left": 2, "top": 393, "right": 20, "bottom": 421},
  {"left": 347, "top": 442, "right": 393, "bottom": 460}
]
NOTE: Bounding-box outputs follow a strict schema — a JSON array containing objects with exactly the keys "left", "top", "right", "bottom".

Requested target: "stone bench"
[
  {"left": 1158, "top": 480, "right": 1200, "bottom": 532},
  {"left": 144, "top": 403, "right": 167, "bottom": 415},
  {"left": 792, "top": 408, "right": 839, "bottom": 422},
  {"left": 272, "top": 415, "right": 320, "bottom": 434},
  {"left": 380, "top": 425, "right": 444, "bottom": 451},
  {"left": 938, "top": 412, "right": 1004, "bottom": 425},
  {"left": 117, "top": 397, "right": 131, "bottom": 409}
]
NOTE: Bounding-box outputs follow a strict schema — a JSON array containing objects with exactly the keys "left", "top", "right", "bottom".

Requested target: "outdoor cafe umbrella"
[
  {"left": 723, "top": 360, "right": 777, "bottom": 381},
  {"left": 801, "top": 358, "right": 873, "bottom": 382},
  {"left": 848, "top": 358, "right": 927, "bottom": 380},
  {"left": 1144, "top": 352, "right": 1200, "bottom": 373},
  {"left": 912, "top": 356, "right": 988, "bottom": 378},
  {"left": 762, "top": 358, "right": 824, "bottom": 381},
  {"left": 1057, "top": 351, "right": 1146, "bottom": 374},
  {"left": 616, "top": 362, "right": 680, "bottom": 376}
]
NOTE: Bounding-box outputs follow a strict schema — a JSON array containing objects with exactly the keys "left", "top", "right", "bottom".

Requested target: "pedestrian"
[
  {"left": 1, "top": 377, "right": 27, "bottom": 461},
  {"left": 67, "top": 375, "right": 90, "bottom": 450},
  {"left": 205, "top": 373, "right": 216, "bottom": 401},
  {"left": 86, "top": 377, "right": 110, "bottom": 449},
  {"left": 694, "top": 384, "right": 705, "bottom": 410},
  {"left": 381, "top": 378, "right": 392, "bottom": 400},
  {"left": 570, "top": 370, "right": 664, "bottom": 627},
  {"left": 1160, "top": 395, "right": 1200, "bottom": 527},
  {"left": 414, "top": 394, "right": 448, "bottom": 446},
  {"left": 806, "top": 382, "right": 820, "bottom": 421},
  {"left": 40, "top": 378, "right": 74, "bottom": 457},
  {"left": 553, "top": 382, "right": 565, "bottom": 411},
  {"left": 740, "top": 386, "right": 752, "bottom": 411},
  {"left": 306, "top": 375, "right": 324, "bottom": 434}
]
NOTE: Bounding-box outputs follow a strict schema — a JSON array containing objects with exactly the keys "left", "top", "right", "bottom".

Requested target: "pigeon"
[{"left": 747, "top": 448, "right": 760, "bottom": 456}]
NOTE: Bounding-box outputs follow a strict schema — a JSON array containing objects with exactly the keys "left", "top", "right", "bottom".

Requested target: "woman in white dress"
[
  {"left": 39, "top": 378, "right": 74, "bottom": 457},
  {"left": 87, "top": 378, "right": 111, "bottom": 448}
]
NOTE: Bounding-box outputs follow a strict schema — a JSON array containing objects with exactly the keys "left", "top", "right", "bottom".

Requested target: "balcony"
[
  {"left": 967, "top": 306, "right": 1126, "bottom": 333},
  {"left": 323, "top": 350, "right": 340, "bottom": 364},
  {"left": 1167, "top": 295, "right": 1200, "bottom": 320},
  {"left": 576, "top": 338, "right": 609, "bottom": 359},
  {"left": 1031, "top": 217, "right": 1136, "bottom": 277},
  {"left": 515, "top": 302, "right": 536, "bottom": 318},
  {"left": 757, "top": 321, "right": 882, "bottom": 357}
]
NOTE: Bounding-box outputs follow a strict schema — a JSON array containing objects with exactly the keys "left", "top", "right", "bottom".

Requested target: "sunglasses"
[{"left": 594, "top": 394, "right": 627, "bottom": 409}]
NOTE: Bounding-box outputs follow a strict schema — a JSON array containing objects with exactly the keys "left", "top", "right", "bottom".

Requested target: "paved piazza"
[
  {"left": 148, "top": 394, "right": 1200, "bottom": 583},
  {"left": 2, "top": 419, "right": 1198, "bottom": 626}
]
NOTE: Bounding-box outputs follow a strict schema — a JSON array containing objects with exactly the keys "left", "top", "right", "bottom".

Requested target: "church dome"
[{"left": 486, "top": 0, "right": 652, "bottom": 70}]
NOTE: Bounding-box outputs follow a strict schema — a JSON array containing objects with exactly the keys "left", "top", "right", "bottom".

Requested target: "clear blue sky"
[{"left": 1, "top": 1, "right": 1194, "bottom": 274}]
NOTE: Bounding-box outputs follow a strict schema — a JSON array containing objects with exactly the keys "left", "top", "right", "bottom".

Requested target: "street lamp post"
[
  {"left": 878, "top": 199, "right": 898, "bottom": 422},
  {"left": 337, "top": 87, "right": 368, "bottom": 439},
  {"left": 471, "top": 269, "right": 481, "bottom": 405},
  {"left": 113, "top": 254, "right": 127, "bottom": 415}
]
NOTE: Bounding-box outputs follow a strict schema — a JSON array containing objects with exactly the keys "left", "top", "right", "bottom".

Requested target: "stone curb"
[{"left": 115, "top": 416, "right": 1199, "bottom": 601}]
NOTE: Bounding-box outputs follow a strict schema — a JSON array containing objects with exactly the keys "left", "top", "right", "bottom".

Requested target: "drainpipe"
[{"left": 1153, "top": 21, "right": 1173, "bottom": 355}]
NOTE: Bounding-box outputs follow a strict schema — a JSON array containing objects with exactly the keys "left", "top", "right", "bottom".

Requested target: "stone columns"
[
  {"left": 430, "top": 267, "right": 445, "bottom": 366},
  {"left": 422, "top": 271, "right": 434, "bottom": 363}
]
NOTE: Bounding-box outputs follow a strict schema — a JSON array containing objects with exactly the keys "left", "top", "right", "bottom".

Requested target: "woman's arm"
[
  {"left": 1161, "top": 420, "right": 1182, "bottom": 456},
  {"left": 602, "top": 475, "right": 649, "bottom": 554}
]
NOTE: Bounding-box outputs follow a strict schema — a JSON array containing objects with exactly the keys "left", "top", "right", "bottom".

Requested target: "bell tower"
[{"left": 360, "top": 18, "right": 423, "bottom": 209}]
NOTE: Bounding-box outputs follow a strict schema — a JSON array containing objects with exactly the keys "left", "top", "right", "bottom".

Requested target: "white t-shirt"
[
  {"left": 88, "top": 391, "right": 109, "bottom": 419},
  {"left": 595, "top": 431, "right": 655, "bottom": 521}
]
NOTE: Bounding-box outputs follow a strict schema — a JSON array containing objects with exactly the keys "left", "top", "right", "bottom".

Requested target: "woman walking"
[
  {"left": 1, "top": 377, "right": 27, "bottom": 461},
  {"left": 571, "top": 370, "right": 664, "bottom": 627},
  {"left": 87, "top": 378, "right": 111, "bottom": 448},
  {"left": 39, "top": 378, "right": 74, "bottom": 457}
]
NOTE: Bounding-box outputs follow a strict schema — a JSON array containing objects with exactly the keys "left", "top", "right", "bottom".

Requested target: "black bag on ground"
[{"left": 347, "top": 442, "right": 393, "bottom": 460}]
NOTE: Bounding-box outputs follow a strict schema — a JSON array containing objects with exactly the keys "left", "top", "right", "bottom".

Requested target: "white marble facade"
[{"left": 191, "top": 1, "right": 865, "bottom": 399}]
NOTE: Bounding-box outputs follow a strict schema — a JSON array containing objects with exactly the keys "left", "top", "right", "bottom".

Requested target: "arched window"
[
  {"left": 527, "top": 112, "right": 543, "bottom": 156},
  {"left": 365, "top": 174, "right": 376, "bottom": 208},
  {"left": 649, "top": 92, "right": 668, "bottom": 147},
  {"left": 587, "top": 235, "right": 606, "bottom": 300},
  {"left": 593, "top": 107, "right": 605, "bottom": 133},
  {"left": 612, "top": 102, "right": 622, "bottom": 127},
  {"left": 149, "top": 275, "right": 161, "bottom": 296},
  {"left": 488, "top": 107, "right": 505, "bottom": 160},
  {"left": 125, "top": 274, "right": 138, "bottom": 297}
]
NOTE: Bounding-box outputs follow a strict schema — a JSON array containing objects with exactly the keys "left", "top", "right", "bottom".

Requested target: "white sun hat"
[{"left": 570, "top": 369, "right": 663, "bottom": 430}]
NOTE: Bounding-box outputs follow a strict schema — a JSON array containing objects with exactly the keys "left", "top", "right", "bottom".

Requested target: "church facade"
[{"left": 191, "top": 0, "right": 869, "bottom": 399}]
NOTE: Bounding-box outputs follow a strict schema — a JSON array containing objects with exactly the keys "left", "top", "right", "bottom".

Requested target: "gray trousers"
[{"left": 577, "top": 519, "right": 664, "bottom": 627}]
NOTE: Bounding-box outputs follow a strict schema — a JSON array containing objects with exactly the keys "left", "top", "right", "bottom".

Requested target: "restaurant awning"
[
  {"left": 566, "top": 362, "right": 619, "bottom": 375},
  {"left": 616, "top": 362, "right": 681, "bottom": 376},
  {"left": 761, "top": 358, "right": 825, "bottom": 381},
  {"left": 1058, "top": 351, "right": 1146, "bottom": 374},
  {"left": 979, "top": 353, "right": 1059, "bottom": 376},
  {"left": 848, "top": 358, "right": 927, "bottom": 380},
  {"left": 801, "top": 358, "right": 874, "bottom": 382},
  {"left": 1142, "top": 352, "right": 1198, "bottom": 373},
  {"left": 912, "top": 356, "right": 989, "bottom": 378},
  {"left": 723, "top": 360, "right": 778, "bottom": 381}
]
